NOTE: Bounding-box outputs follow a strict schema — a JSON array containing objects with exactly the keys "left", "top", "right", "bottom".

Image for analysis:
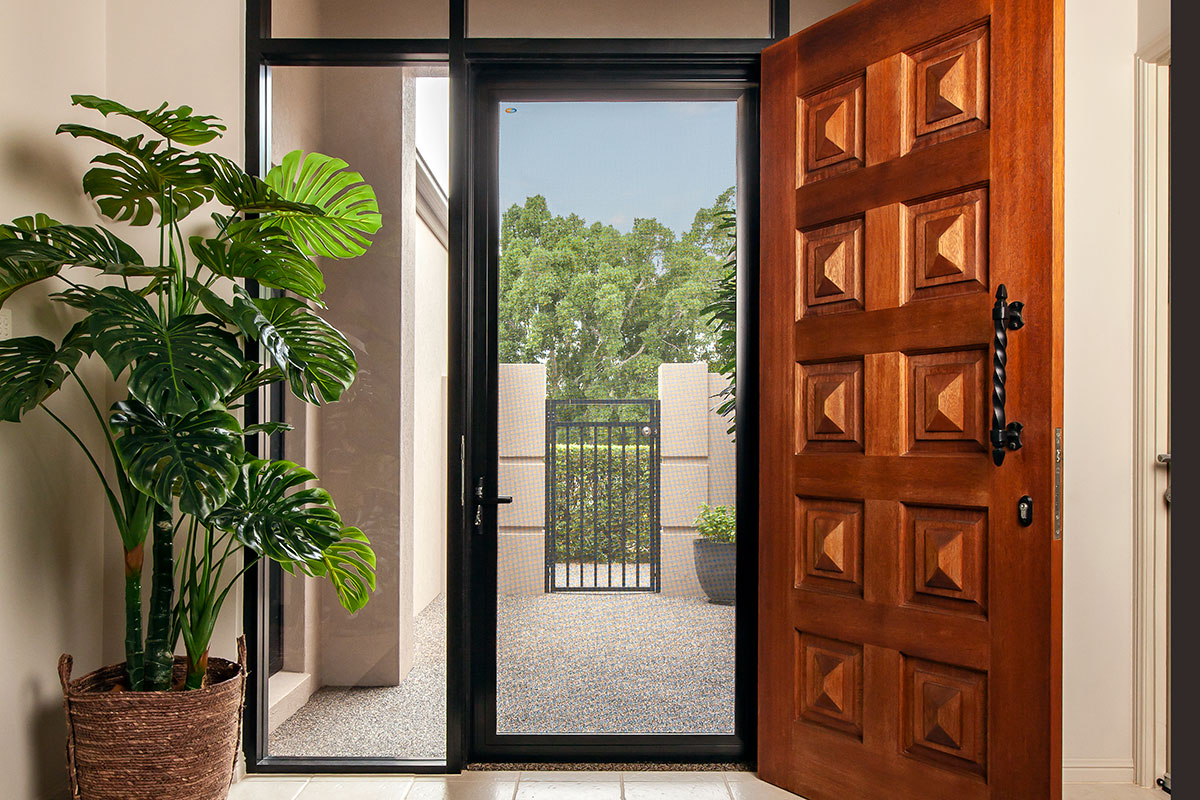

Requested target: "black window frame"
[{"left": 242, "top": 0, "right": 786, "bottom": 775}]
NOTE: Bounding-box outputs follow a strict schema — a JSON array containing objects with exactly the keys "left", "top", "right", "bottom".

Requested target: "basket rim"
[{"left": 64, "top": 656, "right": 245, "bottom": 699}]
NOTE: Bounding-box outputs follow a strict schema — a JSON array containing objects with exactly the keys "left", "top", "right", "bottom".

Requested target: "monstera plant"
[{"left": 0, "top": 95, "right": 378, "bottom": 693}]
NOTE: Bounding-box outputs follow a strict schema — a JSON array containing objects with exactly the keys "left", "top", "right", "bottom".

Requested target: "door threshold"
[{"left": 467, "top": 763, "right": 754, "bottom": 772}]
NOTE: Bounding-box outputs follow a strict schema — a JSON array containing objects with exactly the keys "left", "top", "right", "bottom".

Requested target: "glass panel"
[
  {"left": 495, "top": 101, "right": 739, "bottom": 735},
  {"left": 469, "top": 0, "right": 769, "bottom": 38},
  {"left": 265, "top": 66, "right": 449, "bottom": 759},
  {"left": 270, "top": 0, "right": 449, "bottom": 38}
]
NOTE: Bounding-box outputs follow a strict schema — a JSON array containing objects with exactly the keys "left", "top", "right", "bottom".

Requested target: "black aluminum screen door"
[{"left": 491, "top": 99, "right": 740, "bottom": 737}]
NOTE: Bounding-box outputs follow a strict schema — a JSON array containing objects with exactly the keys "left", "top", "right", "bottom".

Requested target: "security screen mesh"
[{"left": 495, "top": 101, "right": 738, "bottom": 735}]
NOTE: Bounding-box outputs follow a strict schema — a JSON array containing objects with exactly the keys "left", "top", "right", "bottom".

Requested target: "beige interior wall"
[
  {"left": 0, "top": 2, "right": 243, "bottom": 797},
  {"left": 412, "top": 217, "right": 450, "bottom": 613},
  {"left": 272, "top": 0, "right": 449, "bottom": 39},
  {"left": 311, "top": 66, "right": 414, "bottom": 687},
  {"left": 102, "top": 0, "right": 247, "bottom": 671},
  {"left": 469, "top": 0, "right": 770, "bottom": 39},
  {"left": 1137, "top": 0, "right": 1170, "bottom": 56},
  {"left": 1063, "top": 0, "right": 1140, "bottom": 782},
  {"left": 271, "top": 66, "right": 326, "bottom": 695},
  {"left": 790, "top": 0, "right": 858, "bottom": 34},
  {"left": 0, "top": 7, "right": 109, "bottom": 799}
]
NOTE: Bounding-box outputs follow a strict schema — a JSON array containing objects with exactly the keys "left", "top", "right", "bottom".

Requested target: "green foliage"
[
  {"left": 190, "top": 227, "right": 326, "bottom": 302},
  {"left": 88, "top": 287, "right": 244, "bottom": 415},
  {"left": 110, "top": 400, "right": 244, "bottom": 518},
  {"left": 58, "top": 125, "right": 216, "bottom": 226},
  {"left": 209, "top": 459, "right": 344, "bottom": 564},
  {"left": 0, "top": 335, "right": 84, "bottom": 422},
  {"left": 695, "top": 504, "right": 736, "bottom": 543},
  {"left": 0, "top": 95, "right": 381, "bottom": 689},
  {"left": 550, "top": 441, "right": 656, "bottom": 563},
  {"left": 246, "top": 296, "right": 357, "bottom": 404},
  {"left": 498, "top": 187, "right": 735, "bottom": 402},
  {"left": 306, "top": 527, "right": 377, "bottom": 614},
  {"left": 700, "top": 211, "right": 737, "bottom": 437},
  {"left": 69, "top": 95, "right": 227, "bottom": 145},
  {"left": 263, "top": 150, "right": 383, "bottom": 258}
]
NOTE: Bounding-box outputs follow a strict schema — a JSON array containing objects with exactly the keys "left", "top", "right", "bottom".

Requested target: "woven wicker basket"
[{"left": 58, "top": 637, "right": 247, "bottom": 800}]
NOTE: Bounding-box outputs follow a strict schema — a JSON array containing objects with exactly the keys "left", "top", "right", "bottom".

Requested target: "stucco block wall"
[{"left": 498, "top": 364, "right": 549, "bottom": 594}]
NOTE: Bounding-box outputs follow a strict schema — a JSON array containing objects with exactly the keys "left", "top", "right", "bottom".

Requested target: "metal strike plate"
[{"left": 1054, "top": 428, "right": 1063, "bottom": 540}]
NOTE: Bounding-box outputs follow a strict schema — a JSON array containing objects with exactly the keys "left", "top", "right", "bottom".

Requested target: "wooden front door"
[{"left": 758, "top": 1, "right": 1063, "bottom": 799}]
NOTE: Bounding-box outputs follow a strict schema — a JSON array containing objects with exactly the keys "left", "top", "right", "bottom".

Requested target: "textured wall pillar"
[
  {"left": 497, "top": 364, "right": 547, "bottom": 595},
  {"left": 316, "top": 68, "right": 413, "bottom": 687}
]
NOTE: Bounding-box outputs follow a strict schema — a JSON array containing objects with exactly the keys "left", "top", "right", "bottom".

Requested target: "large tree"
[{"left": 498, "top": 188, "right": 734, "bottom": 402}]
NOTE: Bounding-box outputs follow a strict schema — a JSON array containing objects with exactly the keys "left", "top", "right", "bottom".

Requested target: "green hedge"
[{"left": 548, "top": 441, "right": 657, "bottom": 563}]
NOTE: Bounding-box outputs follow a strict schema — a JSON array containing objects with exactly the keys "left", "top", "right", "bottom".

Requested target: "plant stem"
[
  {"left": 142, "top": 502, "right": 175, "bottom": 691},
  {"left": 123, "top": 541, "right": 145, "bottom": 690},
  {"left": 184, "top": 649, "right": 209, "bottom": 690}
]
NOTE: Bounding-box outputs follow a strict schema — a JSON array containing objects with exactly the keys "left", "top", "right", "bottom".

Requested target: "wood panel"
[{"left": 759, "top": 0, "right": 1063, "bottom": 798}]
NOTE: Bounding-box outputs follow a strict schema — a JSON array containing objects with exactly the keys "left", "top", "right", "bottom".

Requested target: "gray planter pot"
[{"left": 693, "top": 538, "right": 736, "bottom": 605}]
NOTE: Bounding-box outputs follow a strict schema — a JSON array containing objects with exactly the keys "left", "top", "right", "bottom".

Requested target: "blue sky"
[{"left": 498, "top": 101, "right": 737, "bottom": 235}]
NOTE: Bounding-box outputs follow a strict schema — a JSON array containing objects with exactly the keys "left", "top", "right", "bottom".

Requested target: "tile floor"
[{"left": 229, "top": 771, "right": 1168, "bottom": 800}]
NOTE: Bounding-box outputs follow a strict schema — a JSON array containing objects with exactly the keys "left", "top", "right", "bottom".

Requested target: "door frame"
[
  {"left": 1133, "top": 48, "right": 1170, "bottom": 790},
  {"left": 240, "top": 0, "right": 791, "bottom": 774},
  {"left": 463, "top": 63, "right": 760, "bottom": 764}
]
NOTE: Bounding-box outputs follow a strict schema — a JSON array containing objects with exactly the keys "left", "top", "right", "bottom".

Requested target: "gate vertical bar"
[
  {"left": 636, "top": 418, "right": 643, "bottom": 588},
  {"left": 606, "top": 421, "right": 613, "bottom": 588},
  {"left": 621, "top": 422, "right": 628, "bottom": 588},
  {"left": 544, "top": 400, "right": 553, "bottom": 593},
  {"left": 653, "top": 400, "right": 662, "bottom": 592}
]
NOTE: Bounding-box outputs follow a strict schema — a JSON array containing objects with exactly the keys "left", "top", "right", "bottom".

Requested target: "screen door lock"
[{"left": 473, "top": 476, "right": 512, "bottom": 531}]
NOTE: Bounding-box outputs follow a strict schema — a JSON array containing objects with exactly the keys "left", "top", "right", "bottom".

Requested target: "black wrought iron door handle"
[{"left": 991, "top": 284, "right": 1025, "bottom": 466}]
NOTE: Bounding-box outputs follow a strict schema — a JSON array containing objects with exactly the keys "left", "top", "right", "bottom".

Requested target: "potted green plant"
[
  {"left": 693, "top": 504, "right": 736, "bottom": 605},
  {"left": 0, "top": 95, "right": 378, "bottom": 800}
]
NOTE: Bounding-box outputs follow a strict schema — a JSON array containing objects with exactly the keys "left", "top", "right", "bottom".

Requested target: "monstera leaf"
[
  {"left": 70, "top": 95, "right": 226, "bottom": 145},
  {"left": 109, "top": 400, "right": 244, "bottom": 517},
  {"left": 0, "top": 335, "right": 85, "bottom": 422},
  {"left": 222, "top": 364, "right": 285, "bottom": 406},
  {"left": 0, "top": 252, "right": 61, "bottom": 307},
  {"left": 202, "top": 290, "right": 355, "bottom": 405},
  {"left": 208, "top": 459, "right": 344, "bottom": 565},
  {"left": 306, "top": 527, "right": 376, "bottom": 613},
  {"left": 0, "top": 215, "right": 151, "bottom": 305},
  {"left": 87, "top": 286, "right": 244, "bottom": 415},
  {"left": 0, "top": 219, "right": 155, "bottom": 290},
  {"left": 201, "top": 153, "right": 321, "bottom": 217},
  {"left": 57, "top": 126, "right": 214, "bottom": 225},
  {"left": 189, "top": 227, "right": 325, "bottom": 302},
  {"left": 263, "top": 150, "right": 381, "bottom": 258}
]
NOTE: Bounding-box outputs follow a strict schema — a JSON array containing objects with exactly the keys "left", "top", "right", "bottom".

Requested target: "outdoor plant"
[
  {"left": 701, "top": 208, "right": 737, "bottom": 437},
  {"left": 695, "top": 503, "right": 736, "bottom": 543},
  {"left": 0, "top": 95, "right": 378, "bottom": 690}
]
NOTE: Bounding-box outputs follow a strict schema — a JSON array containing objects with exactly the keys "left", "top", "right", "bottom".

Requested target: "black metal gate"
[{"left": 545, "top": 399, "right": 661, "bottom": 592}]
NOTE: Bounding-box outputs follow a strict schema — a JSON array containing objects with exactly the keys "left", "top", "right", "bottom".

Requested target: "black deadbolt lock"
[{"left": 1017, "top": 495, "right": 1034, "bottom": 527}]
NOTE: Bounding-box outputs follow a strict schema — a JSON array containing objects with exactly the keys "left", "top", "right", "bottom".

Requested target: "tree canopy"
[{"left": 498, "top": 187, "right": 735, "bottom": 402}]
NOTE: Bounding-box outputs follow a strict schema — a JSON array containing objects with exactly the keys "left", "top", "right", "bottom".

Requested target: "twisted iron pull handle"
[{"left": 991, "top": 284, "right": 1025, "bottom": 466}]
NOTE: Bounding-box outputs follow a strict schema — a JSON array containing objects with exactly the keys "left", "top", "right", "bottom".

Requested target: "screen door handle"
[{"left": 473, "top": 477, "right": 512, "bottom": 531}]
